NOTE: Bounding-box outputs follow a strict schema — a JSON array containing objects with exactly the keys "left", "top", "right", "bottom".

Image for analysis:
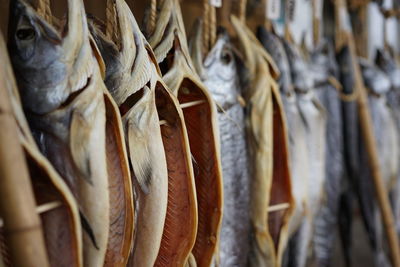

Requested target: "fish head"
[
  {"left": 8, "top": 0, "right": 67, "bottom": 114},
  {"left": 203, "top": 28, "right": 238, "bottom": 109},
  {"left": 256, "top": 26, "right": 293, "bottom": 95},
  {"left": 310, "top": 40, "right": 338, "bottom": 85},
  {"left": 375, "top": 49, "right": 400, "bottom": 90},
  {"left": 359, "top": 58, "right": 391, "bottom": 95}
]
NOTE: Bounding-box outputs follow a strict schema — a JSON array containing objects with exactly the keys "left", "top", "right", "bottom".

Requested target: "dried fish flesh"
[
  {"left": 1, "top": 30, "right": 82, "bottom": 267},
  {"left": 231, "top": 16, "right": 293, "bottom": 267},
  {"left": 88, "top": 0, "right": 183, "bottom": 266},
  {"left": 283, "top": 40, "right": 327, "bottom": 267},
  {"left": 358, "top": 59, "right": 395, "bottom": 267},
  {"left": 309, "top": 40, "right": 344, "bottom": 267},
  {"left": 144, "top": 1, "right": 223, "bottom": 266},
  {"left": 189, "top": 22, "right": 250, "bottom": 267},
  {"left": 8, "top": 0, "right": 135, "bottom": 265}
]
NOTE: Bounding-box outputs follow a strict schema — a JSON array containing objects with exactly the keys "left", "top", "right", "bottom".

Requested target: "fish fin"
[
  {"left": 127, "top": 117, "right": 153, "bottom": 195},
  {"left": 70, "top": 111, "right": 93, "bottom": 184},
  {"left": 79, "top": 211, "right": 99, "bottom": 250},
  {"left": 89, "top": 34, "right": 106, "bottom": 79}
]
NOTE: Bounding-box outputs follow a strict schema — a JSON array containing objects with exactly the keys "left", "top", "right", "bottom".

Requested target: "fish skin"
[
  {"left": 231, "top": 16, "right": 294, "bottom": 267},
  {"left": 189, "top": 21, "right": 251, "bottom": 267},
  {"left": 0, "top": 31, "right": 82, "bottom": 267},
  {"left": 336, "top": 45, "right": 359, "bottom": 267},
  {"left": 144, "top": 1, "right": 224, "bottom": 266},
  {"left": 358, "top": 59, "right": 395, "bottom": 267},
  {"left": 282, "top": 41, "right": 327, "bottom": 267},
  {"left": 88, "top": 1, "right": 173, "bottom": 266},
  {"left": 309, "top": 40, "right": 345, "bottom": 267},
  {"left": 8, "top": 0, "right": 111, "bottom": 266},
  {"left": 376, "top": 49, "right": 400, "bottom": 235}
]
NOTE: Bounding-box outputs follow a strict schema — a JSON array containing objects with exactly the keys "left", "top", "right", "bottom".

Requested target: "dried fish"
[
  {"left": 144, "top": 1, "right": 223, "bottom": 266},
  {"left": 189, "top": 22, "right": 251, "bottom": 267},
  {"left": 1, "top": 29, "right": 82, "bottom": 267},
  {"left": 8, "top": 0, "right": 134, "bottom": 265},
  {"left": 309, "top": 40, "right": 344, "bottom": 267},
  {"left": 358, "top": 58, "right": 395, "bottom": 267},
  {"left": 231, "top": 16, "right": 293, "bottom": 267},
  {"left": 283, "top": 40, "right": 326, "bottom": 267}
]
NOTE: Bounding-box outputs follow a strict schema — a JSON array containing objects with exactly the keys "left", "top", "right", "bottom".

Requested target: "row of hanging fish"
[{"left": 1, "top": 0, "right": 400, "bottom": 266}]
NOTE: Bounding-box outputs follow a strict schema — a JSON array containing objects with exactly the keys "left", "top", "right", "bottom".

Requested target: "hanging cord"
[
  {"left": 149, "top": 0, "right": 157, "bottom": 35},
  {"left": 238, "top": 0, "right": 247, "bottom": 23},
  {"left": 203, "top": 0, "right": 210, "bottom": 55},
  {"left": 209, "top": 5, "right": 217, "bottom": 48},
  {"left": 37, "top": 0, "right": 52, "bottom": 24}
]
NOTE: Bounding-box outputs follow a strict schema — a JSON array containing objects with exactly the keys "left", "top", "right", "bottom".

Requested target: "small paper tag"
[
  {"left": 267, "top": 0, "right": 281, "bottom": 20},
  {"left": 286, "top": 0, "right": 296, "bottom": 22},
  {"left": 209, "top": 0, "right": 222, "bottom": 7},
  {"left": 315, "top": 0, "right": 323, "bottom": 20}
]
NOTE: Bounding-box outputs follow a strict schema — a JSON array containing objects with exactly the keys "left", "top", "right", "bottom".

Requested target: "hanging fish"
[
  {"left": 358, "top": 58, "right": 395, "bottom": 267},
  {"left": 0, "top": 30, "right": 82, "bottom": 267},
  {"left": 376, "top": 49, "right": 400, "bottom": 235},
  {"left": 308, "top": 40, "right": 345, "bottom": 267},
  {"left": 282, "top": 40, "right": 327, "bottom": 267},
  {"left": 231, "top": 16, "right": 294, "bottom": 267},
  {"left": 189, "top": 22, "right": 251, "bottom": 267},
  {"left": 8, "top": 0, "right": 134, "bottom": 265},
  {"left": 143, "top": 1, "right": 223, "bottom": 266},
  {"left": 89, "top": 0, "right": 198, "bottom": 266},
  {"left": 256, "top": 28, "right": 309, "bottom": 251}
]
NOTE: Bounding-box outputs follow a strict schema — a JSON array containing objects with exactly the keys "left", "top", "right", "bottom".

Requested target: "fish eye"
[
  {"left": 16, "top": 28, "right": 35, "bottom": 41},
  {"left": 221, "top": 49, "right": 232, "bottom": 65}
]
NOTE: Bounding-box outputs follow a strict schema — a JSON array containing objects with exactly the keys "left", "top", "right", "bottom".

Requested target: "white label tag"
[
  {"left": 267, "top": 0, "right": 281, "bottom": 19},
  {"left": 315, "top": 0, "right": 323, "bottom": 20},
  {"left": 209, "top": 0, "right": 222, "bottom": 7},
  {"left": 286, "top": 0, "right": 296, "bottom": 22}
]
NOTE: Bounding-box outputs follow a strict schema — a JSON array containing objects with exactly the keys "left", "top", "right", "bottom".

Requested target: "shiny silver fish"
[
  {"left": 231, "top": 16, "right": 294, "bottom": 267},
  {"left": 144, "top": 1, "right": 224, "bottom": 266},
  {"left": 1, "top": 29, "right": 82, "bottom": 267},
  {"left": 359, "top": 59, "right": 396, "bottom": 267},
  {"left": 8, "top": 0, "right": 134, "bottom": 265},
  {"left": 283, "top": 41, "right": 327, "bottom": 267},
  {"left": 189, "top": 22, "right": 251, "bottom": 267},
  {"left": 309, "top": 40, "right": 345, "bottom": 267}
]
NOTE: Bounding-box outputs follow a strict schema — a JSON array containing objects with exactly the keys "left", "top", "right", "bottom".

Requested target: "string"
[
  {"left": 239, "top": 0, "right": 247, "bottom": 23},
  {"left": 203, "top": 0, "right": 210, "bottom": 55}
]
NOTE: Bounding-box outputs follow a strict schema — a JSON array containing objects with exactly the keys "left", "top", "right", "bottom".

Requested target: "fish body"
[
  {"left": 1, "top": 30, "right": 82, "bottom": 267},
  {"left": 7, "top": 0, "right": 135, "bottom": 265},
  {"left": 309, "top": 41, "right": 344, "bottom": 267},
  {"left": 358, "top": 59, "right": 396, "bottom": 267},
  {"left": 144, "top": 1, "right": 224, "bottom": 266},
  {"left": 376, "top": 49, "right": 400, "bottom": 234},
  {"left": 88, "top": 0, "right": 183, "bottom": 266},
  {"left": 189, "top": 22, "right": 251, "bottom": 267},
  {"left": 231, "top": 17, "right": 293, "bottom": 267},
  {"left": 282, "top": 41, "right": 327, "bottom": 267}
]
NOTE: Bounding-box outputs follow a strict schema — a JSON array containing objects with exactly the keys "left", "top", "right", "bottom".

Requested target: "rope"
[
  {"left": 149, "top": 0, "right": 157, "bottom": 35},
  {"left": 209, "top": 5, "right": 217, "bottom": 47},
  {"left": 203, "top": 0, "right": 210, "bottom": 55},
  {"left": 328, "top": 75, "right": 360, "bottom": 102},
  {"left": 37, "top": 0, "right": 52, "bottom": 24},
  {"left": 106, "top": 0, "right": 116, "bottom": 39},
  {"left": 238, "top": 0, "right": 247, "bottom": 22}
]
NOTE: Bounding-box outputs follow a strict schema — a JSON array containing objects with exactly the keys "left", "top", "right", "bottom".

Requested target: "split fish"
[
  {"left": 8, "top": 0, "right": 135, "bottom": 266},
  {"left": 282, "top": 40, "right": 327, "bottom": 267},
  {"left": 231, "top": 16, "right": 293, "bottom": 267},
  {"left": 189, "top": 21, "right": 251, "bottom": 267},
  {"left": 309, "top": 40, "right": 345, "bottom": 267},
  {"left": 358, "top": 58, "right": 396, "bottom": 267},
  {"left": 376, "top": 49, "right": 400, "bottom": 235},
  {"left": 0, "top": 30, "right": 82, "bottom": 267},
  {"left": 143, "top": 0, "right": 224, "bottom": 266},
  {"left": 89, "top": 0, "right": 197, "bottom": 266}
]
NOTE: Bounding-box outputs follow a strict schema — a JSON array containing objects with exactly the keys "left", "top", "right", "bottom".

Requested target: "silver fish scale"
[{"left": 216, "top": 103, "right": 250, "bottom": 267}]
